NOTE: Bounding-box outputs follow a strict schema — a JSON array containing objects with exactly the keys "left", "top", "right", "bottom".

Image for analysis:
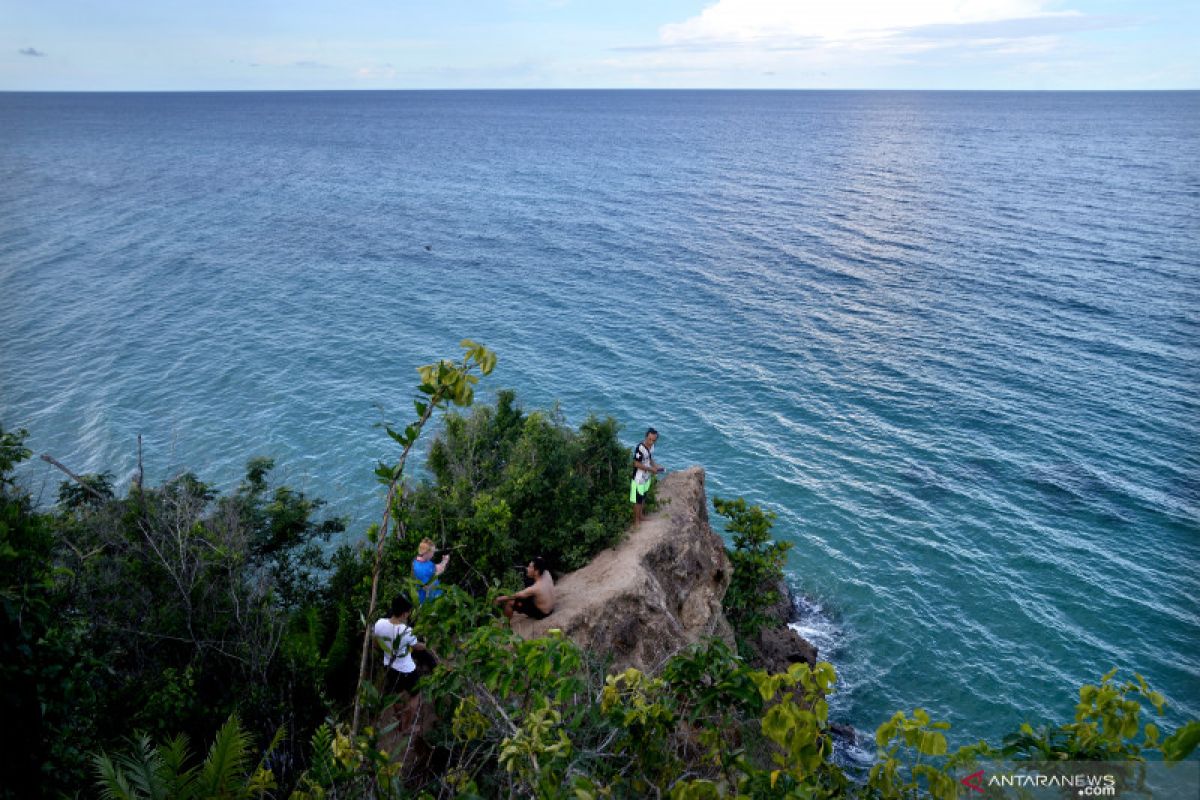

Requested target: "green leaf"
[
  {"left": 918, "top": 731, "right": 948, "bottom": 756},
  {"left": 1162, "top": 721, "right": 1200, "bottom": 762},
  {"left": 761, "top": 704, "right": 796, "bottom": 746},
  {"left": 876, "top": 721, "right": 897, "bottom": 748}
]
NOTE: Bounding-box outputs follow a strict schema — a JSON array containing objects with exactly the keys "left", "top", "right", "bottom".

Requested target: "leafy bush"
[
  {"left": 403, "top": 389, "right": 630, "bottom": 587},
  {"left": 714, "top": 496, "right": 793, "bottom": 648},
  {"left": 1, "top": 425, "right": 94, "bottom": 797},
  {"left": 51, "top": 458, "right": 345, "bottom": 758},
  {"left": 0, "top": 421, "right": 350, "bottom": 797}
]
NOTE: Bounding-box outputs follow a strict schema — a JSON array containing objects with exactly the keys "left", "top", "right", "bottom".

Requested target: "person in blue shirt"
[{"left": 412, "top": 538, "right": 449, "bottom": 603}]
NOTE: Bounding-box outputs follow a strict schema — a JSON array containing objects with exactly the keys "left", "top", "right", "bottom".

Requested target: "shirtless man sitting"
[{"left": 495, "top": 557, "right": 555, "bottom": 621}]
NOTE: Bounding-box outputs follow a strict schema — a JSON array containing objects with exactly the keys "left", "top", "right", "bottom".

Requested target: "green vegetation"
[
  {"left": 92, "top": 715, "right": 282, "bottom": 800},
  {"left": 405, "top": 387, "right": 630, "bottom": 584},
  {"left": 2, "top": 424, "right": 345, "bottom": 797},
  {"left": 351, "top": 340, "right": 498, "bottom": 735},
  {"left": 2, "top": 340, "right": 1196, "bottom": 799},
  {"left": 86, "top": 612, "right": 1200, "bottom": 799},
  {"left": 714, "top": 496, "right": 793, "bottom": 650}
]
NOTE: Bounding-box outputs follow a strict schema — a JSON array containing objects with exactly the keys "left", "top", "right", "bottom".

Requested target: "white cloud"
[
  {"left": 355, "top": 65, "right": 398, "bottom": 80},
  {"left": 658, "top": 0, "right": 1076, "bottom": 47},
  {"left": 593, "top": 0, "right": 1121, "bottom": 87}
]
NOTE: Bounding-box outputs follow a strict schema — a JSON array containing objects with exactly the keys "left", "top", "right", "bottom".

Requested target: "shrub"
[
  {"left": 403, "top": 389, "right": 630, "bottom": 589},
  {"left": 714, "top": 496, "right": 792, "bottom": 648}
]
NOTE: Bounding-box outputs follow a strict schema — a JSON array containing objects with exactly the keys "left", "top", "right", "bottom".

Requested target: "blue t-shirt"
[{"left": 412, "top": 558, "right": 442, "bottom": 603}]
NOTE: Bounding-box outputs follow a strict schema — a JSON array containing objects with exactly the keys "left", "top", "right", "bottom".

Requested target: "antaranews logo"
[
  {"left": 961, "top": 769, "right": 985, "bottom": 794},
  {"left": 961, "top": 760, "right": 1197, "bottom": 799},
  {"left": 959, "top": 767, "right": 1118, "bottom": 797}
]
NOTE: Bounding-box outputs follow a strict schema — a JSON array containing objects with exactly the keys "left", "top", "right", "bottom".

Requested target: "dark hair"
[
  {"left": 645, "top": 427, "right": 658, "bottom": 437},
  {"left": 387, "top": 594, "right": 413, "bottom": 618},
  {"left": 530, "top": 556, "right": 547, "bottom": 576}
]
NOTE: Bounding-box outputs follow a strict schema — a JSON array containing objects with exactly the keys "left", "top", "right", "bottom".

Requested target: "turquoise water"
[{"left": 1, "top": 90, "right": 1197, "bottom": 747}]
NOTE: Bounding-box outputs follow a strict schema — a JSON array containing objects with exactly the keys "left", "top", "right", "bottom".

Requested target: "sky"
[{"left": 1, "top": 0, "right": 1197, "bottom": 91}]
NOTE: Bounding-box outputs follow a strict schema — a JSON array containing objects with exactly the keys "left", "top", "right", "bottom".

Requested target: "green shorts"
[{"left": 630, "top": 478, "right": 652, "bottom": 504}]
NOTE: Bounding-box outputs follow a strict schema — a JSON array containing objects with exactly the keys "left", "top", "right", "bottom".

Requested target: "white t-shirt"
[
  {"left": 373, "top": 618, "right": 418, "bottom": 673},
  {"left": 633, "top": 442, "right": 655, "bottom": 484}
]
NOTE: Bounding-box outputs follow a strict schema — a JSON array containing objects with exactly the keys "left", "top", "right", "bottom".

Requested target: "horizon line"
[{"left": 2, "top": 87, "right": 1198, "bottom": 94}]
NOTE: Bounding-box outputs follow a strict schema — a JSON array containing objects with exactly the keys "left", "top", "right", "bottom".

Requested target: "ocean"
[{"left": 1, "top": 89, "right": 1197, "bottom": 748}]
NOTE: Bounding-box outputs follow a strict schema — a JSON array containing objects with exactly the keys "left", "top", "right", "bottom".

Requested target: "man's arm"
[
  {"left": 399, "top": 627, "right": 428, "bottom": 653},
  {"left": 496, "top": 584, "right": 538, "bottom": 603},
  {"left": 510, "top": 584, "right": 538, "bottom": 599},
  {"left": 639, "top": 454, "right": 664, "bottom": 474}
]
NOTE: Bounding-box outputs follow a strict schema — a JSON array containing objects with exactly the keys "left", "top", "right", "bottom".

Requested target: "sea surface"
[{"left": 2, "top": 90, "right": 1198, "bottom": 748}]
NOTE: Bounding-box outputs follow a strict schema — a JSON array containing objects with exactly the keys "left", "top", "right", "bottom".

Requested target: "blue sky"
[{"left": 2, "top": 0, "right": 1197, "bottom": 90}]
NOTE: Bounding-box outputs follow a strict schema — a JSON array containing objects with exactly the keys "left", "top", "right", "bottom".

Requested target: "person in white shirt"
[
  {"left": 630, "top": 427, "right": 665, "bottom": 527},
  {"left": 372, "top": 595, "right": 428, "bottom": 696}
]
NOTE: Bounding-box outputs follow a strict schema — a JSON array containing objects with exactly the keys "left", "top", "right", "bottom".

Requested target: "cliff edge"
[{"left": 512, "top": 466, "right": 736, "bottom": 671}]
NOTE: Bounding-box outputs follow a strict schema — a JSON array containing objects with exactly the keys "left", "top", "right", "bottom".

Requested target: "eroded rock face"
[
  {"left": 512, "top": 467, "right": 735, "bottom": 672},
  {"left": 747, "top": 626, "right": 818, "bottom": 674},
  {"left": 744, "top": 579, "right": 819, "bottom": 674}
]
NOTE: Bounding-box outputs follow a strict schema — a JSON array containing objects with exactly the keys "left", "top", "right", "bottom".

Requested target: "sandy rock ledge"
[{"left": 512, "top": 466, "right": 736, "bottom": 672}]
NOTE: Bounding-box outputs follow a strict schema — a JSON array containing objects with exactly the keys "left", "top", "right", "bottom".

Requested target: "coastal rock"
[
  {"left": 762, "top": 577, "right": 797, "bottom": 627},
  {"left": 743, "top": 578, "right": 819, "bottom": 673},
  {"left": 512, "top": 466, "right": 735, "bottom": 671},
  {"left": 746, "top": 625, "right": 818, "bottom": 674},
  {"left": 829, "top": 722, "right": 857, "bottom": 743}
]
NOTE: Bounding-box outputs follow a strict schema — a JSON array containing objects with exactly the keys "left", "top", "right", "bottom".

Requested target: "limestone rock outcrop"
[{"left": 512, "top": 466, "right": 735, "bottom": 671}]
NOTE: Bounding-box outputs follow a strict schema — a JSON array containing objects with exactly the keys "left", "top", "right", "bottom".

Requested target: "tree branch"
[{"left": 39, "top": 453, "right": 107, "bottom": 502}]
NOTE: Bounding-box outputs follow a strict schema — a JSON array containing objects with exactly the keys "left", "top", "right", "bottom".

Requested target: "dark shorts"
[
  {"left": 384, "top": 667, "right": 419, "bottom": 696},
  {"left": 513, "top": 596, "right": 550, "bottom": 620}
]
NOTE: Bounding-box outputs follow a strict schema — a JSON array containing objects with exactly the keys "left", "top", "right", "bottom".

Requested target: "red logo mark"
[{"left": 961, "top": 770, "right": 985, "bottom": 794}]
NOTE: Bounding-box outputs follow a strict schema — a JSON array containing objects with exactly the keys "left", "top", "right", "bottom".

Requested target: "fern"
[
  {"left": 158, "top": 734, "right": 198, "bottom": 797},
  {"left": 91, "top": 715, "right": 281, "bottom": 800},
  {"left": 93, "top": 752, "right": 138, "bottom": 800},
  {"left": 195, "top": 715, "right": 253, "bottom": 798},
  {"left": 116, "top": 735, "right": 168, "bottom": 800},
  {"left": 306, "top": 723, "right": 336, "bottom": 788}
]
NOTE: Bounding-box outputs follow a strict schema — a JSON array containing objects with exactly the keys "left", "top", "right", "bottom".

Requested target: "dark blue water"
[{"left": 2, "top": 90, "right": 1197, "bottom": 748}]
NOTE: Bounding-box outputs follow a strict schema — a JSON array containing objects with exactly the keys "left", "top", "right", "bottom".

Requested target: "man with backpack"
[
  {"left": 631, "top": 427, "right": 665, "bottom": 528},
  {"left": 373, "top": 595, "right": 430, "bottom": 696}
]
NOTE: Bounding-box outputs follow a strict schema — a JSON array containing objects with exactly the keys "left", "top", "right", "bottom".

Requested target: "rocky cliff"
[{"left": 512, "top": 466, "right": 736, "bottom": 671}]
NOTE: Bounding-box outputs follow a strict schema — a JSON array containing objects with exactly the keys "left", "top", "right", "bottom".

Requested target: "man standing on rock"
[
  {"left": 496, "top": 557, "right": 555, "bottom": 621},
  {"left": 631, "top": 427, "right": 665, "bottom": 528}
]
